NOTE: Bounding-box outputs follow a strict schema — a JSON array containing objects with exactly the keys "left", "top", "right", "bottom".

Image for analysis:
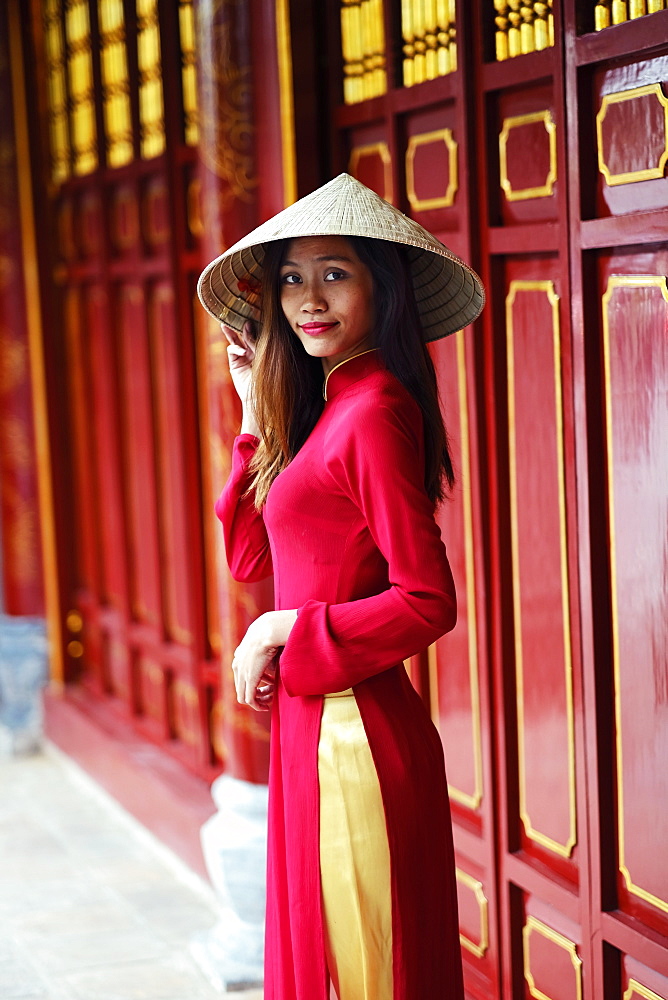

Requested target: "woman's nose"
[{"left": 300, "top": 282, "right": 327, "bottom": 313}]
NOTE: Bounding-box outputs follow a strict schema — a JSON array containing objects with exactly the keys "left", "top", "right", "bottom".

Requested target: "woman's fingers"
[{"left": 231, "top": 647, "right": 276, "bottom": 712}]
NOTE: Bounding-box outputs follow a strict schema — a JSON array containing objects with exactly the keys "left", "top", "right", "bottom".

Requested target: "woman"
[{"left": 198, "top": 174, "right": 484, "bottom": 1000}]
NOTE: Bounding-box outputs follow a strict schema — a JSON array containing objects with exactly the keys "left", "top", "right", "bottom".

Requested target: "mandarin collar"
[{"left": 323, "top": 349, "right": 383, "bottom": 401}]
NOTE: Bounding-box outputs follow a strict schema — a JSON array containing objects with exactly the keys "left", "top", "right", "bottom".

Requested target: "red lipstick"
[{"left": 299, "top": 322, "right": 338, "bottom": 336}]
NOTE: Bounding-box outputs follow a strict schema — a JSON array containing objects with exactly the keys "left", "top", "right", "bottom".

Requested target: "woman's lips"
[{"left": 299, "top": 321, "right": 338, "bottom": 336}]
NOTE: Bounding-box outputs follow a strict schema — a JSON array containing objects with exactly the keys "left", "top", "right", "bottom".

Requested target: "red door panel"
[{"left": 598, "top": 252, "right": 668, "bottom": 938}]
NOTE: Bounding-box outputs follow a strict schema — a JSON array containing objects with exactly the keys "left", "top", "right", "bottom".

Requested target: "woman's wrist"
[
  {"left": 240, "top": 407, "right": 261, "bottom": 438},
  {"left": 265, "top": 609, "right": 298, "bottom": 646}
]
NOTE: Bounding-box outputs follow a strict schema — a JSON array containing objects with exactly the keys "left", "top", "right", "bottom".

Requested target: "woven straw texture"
[{"left": 197, "top": 173, "right": 484, "bottom": 342}]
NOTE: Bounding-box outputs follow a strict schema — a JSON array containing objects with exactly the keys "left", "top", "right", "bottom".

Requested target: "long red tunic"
[{"left": 216, "top": 351, "right": 464, "bottom": 1000}]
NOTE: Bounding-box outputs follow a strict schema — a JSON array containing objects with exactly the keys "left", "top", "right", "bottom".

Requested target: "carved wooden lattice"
[{"left": 493, "top": 1, "right": 554, "bottom": 61}]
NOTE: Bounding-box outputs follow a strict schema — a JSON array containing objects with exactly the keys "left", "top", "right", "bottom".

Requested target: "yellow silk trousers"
[{"left": 318, "top": 689, "right": 393, "bottom": 1000}]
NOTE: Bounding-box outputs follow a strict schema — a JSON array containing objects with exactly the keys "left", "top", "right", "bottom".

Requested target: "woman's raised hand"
[{"left": 221, "top": 321, "right": 260, "bottom": 437}]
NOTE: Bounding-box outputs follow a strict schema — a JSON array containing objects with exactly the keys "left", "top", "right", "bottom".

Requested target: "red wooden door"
[
  {"left": 564, "top": 5, "right": 668, "bottom": 997},
  {"left": 33, "top": 0, "right": 223, "bottom": 781},
  {"left": 313, "top": 1, "right": 668, "bottom": 997}
]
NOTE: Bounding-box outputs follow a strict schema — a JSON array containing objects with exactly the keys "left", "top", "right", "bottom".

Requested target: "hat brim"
[{"left": 197, "top": 174, "right": 485, "bottom": 342}]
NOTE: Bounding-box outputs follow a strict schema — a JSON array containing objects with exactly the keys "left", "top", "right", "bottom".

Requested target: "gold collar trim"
[{"left": 323, "top": 348, "right": 378, "bottom": 401}]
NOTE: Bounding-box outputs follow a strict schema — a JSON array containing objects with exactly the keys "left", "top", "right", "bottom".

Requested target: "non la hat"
[{"left": 197, "top": 172, "right": 485, "bottom": 343}]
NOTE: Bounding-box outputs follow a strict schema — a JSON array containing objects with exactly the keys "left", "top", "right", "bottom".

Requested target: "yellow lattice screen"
[
  {"left": 340, "top": 0, "right": 387, "bottom": 104},
  {"left": 137, "top": 0, "right": 165, "bottom": 158},
  {"left": 98, "top": 0, "right": 132, "bottom": 166},
  {"left": 494, "top": 2, "right": 554, "bottom": 61},
  {"left": 179, "top": 0, "right": 199, "bottom": 146},
  {"left": 402, "top": 0, "right": 457, "bottom": 86},
  {"left": 594, "top": 0, "right": 666, "bottom": 28},
  {"left": 43, "top": 0, "right": 70, "bottom": 183},
  {"left": 65, "top": 0, "right": 97, "bottom": 174}
]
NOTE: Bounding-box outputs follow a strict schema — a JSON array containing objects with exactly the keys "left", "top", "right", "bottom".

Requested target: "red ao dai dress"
[{"left": 216, "top": 350, "right": 465, "bottom": 1000}]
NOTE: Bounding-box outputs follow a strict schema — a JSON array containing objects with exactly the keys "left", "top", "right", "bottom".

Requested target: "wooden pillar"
[
  {"left": 194, "top": 0, "right": 273, "bottom": 783},
  {"left": 0, "top": 6, "right": 44, "bottom": 618}
]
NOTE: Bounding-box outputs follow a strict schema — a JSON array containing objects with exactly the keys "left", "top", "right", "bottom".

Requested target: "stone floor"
[{"left": 0, "top": 745, "right": 263, "bottom": 1000}]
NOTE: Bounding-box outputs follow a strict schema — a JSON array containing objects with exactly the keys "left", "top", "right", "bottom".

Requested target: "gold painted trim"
[
  {"left": 597, "top": 84, "right": 668, "bottom": 186},
  {"left": 602, "top": 274, "right": 668, "bottom": 915},
  {"left": 8, "top": 0, "right": 64, "bottom": 685},
  {"left": 624, "top": 980, "right": 666, "bottom": 1000},
  {"left": 523, "top": 916, "right": 582, "bottom": 1000},
  {"left": 406, "top": 128, "right": 458, "bottom": 211},
  {"left": 276, "top": 0, "right": 297, "bottom": 207},
  {"left": 429, "top": 330, "right": 484, "bottom": 810},
  {"left": 499, "top": 111, "right": 557, "bottom": 202},
  {"left": 456, "top": 867, "right": 489, "bottom": 959},
  {"left": 348, "top": 141, "right": 393, "bottom": 204},
  {"left": 322, "top": 348, "right": 377, "bottom": 400},
  {"left": 507, "top": 280, "right": 577, "bottom": 858}
]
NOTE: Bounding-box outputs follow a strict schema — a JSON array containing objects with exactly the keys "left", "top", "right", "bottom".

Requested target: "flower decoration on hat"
[{"left": 237, "top": 276, "right": 261, "bottom": 305}]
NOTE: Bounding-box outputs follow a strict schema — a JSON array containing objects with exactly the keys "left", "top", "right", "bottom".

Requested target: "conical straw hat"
[{"left": 197, "top": 173, "right": 484, "bottom": 342}]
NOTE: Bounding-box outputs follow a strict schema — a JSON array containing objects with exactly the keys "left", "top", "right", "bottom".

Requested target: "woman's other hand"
[
  {"left": 232, "top": 610, "right": 298, "bottom": 711},
  {"left": 221, "top": 321, "right": 260, "bottom": 437}
]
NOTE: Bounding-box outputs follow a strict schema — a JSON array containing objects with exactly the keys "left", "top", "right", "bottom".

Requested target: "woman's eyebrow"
[{"left": 281, "top": 255, "right": 354, "bottom": 267}]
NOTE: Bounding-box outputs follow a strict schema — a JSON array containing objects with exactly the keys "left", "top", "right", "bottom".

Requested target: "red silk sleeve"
[
  {"left": 214, "top": 434, "right": 273, "bottom": 582},
  {"left": 280, "top": 398, "right": 457, "bottom": 696}
]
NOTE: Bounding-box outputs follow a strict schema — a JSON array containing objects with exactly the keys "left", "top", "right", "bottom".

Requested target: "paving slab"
[{"left": 0, "top": 746, "right": 263, "bottom": 1000}]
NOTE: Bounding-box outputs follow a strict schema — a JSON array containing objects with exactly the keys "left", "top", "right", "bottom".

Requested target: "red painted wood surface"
[{"left": 0, "top": 13, "right": 44, "bottom": 617}]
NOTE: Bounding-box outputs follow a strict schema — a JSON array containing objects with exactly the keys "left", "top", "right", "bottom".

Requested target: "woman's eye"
[
  {"left": 281, "top": 273, "right": 301, "bottom": 285},
  {"left": 325, "top": 270, "right": 345, "bottom": 281}
]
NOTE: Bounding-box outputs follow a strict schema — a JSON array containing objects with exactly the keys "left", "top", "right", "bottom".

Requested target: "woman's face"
[{"left": 279, "top": 235, "right": 375, "bottom": 373}]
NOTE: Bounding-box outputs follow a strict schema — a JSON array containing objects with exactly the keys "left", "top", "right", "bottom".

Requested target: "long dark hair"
[{"left": 249, "top": 235, "right": 454, "bottom": 508}]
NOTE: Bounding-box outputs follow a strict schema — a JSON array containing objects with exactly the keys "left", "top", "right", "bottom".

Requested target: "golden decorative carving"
[
  {"left": 65, "top": 0, "right": 98, "bottom": 175},
  {"left": 402, "top": 0, "right": 457, "bottom": 86},
  {"left": 523, "top": 916, "right": 582, "bottom": 1000},
  {"left": 137, "top": 0, "right": 165, "bottom": 159},
  {"left": 456, "top": 867, "right": 489, "bottom": 958},
  {"left": 341, "top": 0, "right": 387, "bottom": 104},
  {"left": 507, "top": 280, "right": 577, "bottom": 859},
  {"left": 428, "top": 331, "right": 483, "bottom": 811},
  {"left": 98, "top": 0, "right": 133, "bottom": 167},
  {"left": 197, "top": 1, "right": 257, "bottom": 204},
  {"left": 494, "top": 0, "right": 553, "bottom": 61},
  {"left": 406, "top": 128, "right": 458, "bottom": 211},
  {"left": 596, "top": 84, "right": 668, "bottom": 186},
  {"left": 43, "top": 0, "right": 71, "bottom": 182},
  {"left": 499, "top": 110, "right": 557, "bottom": 201},
  {"left": 348, "top": 141, "right": 393, "bottom": 203},
  {"left": 596, "top": 0, "right": 666, "bottom": 27},
  {"left": 602, "top": 274, "right": 668, "bottom": 916},
  {"left": 179, "top": 0, "right": 199, "bottom": 146}
]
